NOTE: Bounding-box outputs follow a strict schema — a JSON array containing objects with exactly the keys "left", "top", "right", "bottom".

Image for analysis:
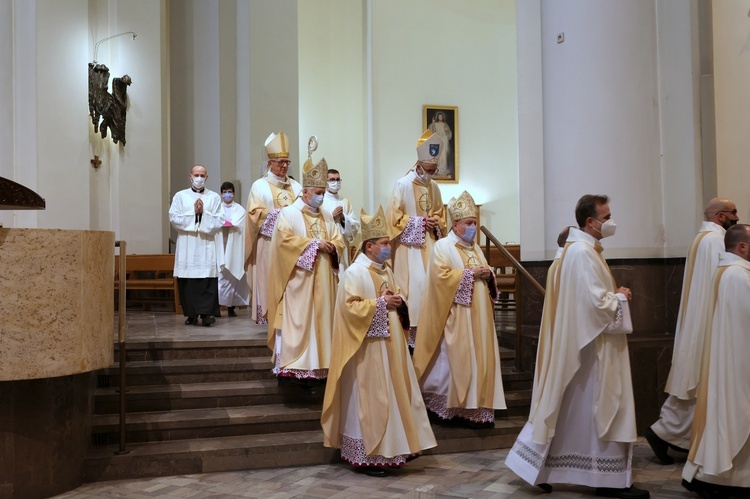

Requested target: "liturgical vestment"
[
  {"left": 321, "top": 253, "right": 436, "bottom": 466},
  {"left": 266, "top": 198, "right": 344, "bottom": 379},
  {"left": 218, "top": 200, "right": 250, "bottom": 307},
  {"left": 321, "top": 191, "right": 360, "bottom": 271},
  {"left": 652, "top": 221, "right": 725, "bottom": 449},
  {"left": 505, "top": 228, "right": 637, "bottom": 489},
  {"left": 244, "top": 173, "right": 302, "bottom": 323},
  {"left": 413, "top": 231, "right": 506, "bottom": 423},
  {"left": 386, "top": 170, "right": 446, "bottom": 345},
  {"left": 683, "top": 252, "right": 750, "bottom": 490}
]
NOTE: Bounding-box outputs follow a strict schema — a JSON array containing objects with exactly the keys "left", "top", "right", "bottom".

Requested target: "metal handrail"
[
  {"left": 114, "top": 241, "right": 130, "bottom": 455},
  {"left": 480, "top": 226, "right": 545, "bottom": 296}
]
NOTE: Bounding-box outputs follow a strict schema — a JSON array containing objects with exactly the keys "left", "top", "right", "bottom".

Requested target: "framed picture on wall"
[{"left": 422, "top": 105, "right": 458, "bottom": 183}]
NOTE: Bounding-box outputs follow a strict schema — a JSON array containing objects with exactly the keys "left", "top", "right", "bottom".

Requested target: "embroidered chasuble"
[
  {"left": 413, "top": 232, "right": 506, "bottom": 423},
  {"left": 683, "top": 253, "right": 750, "bottom": 489},
  {"left": 321, "top": 253, "right": 436, "bottom": 466},
  {"left": 266, "top": 198, "right": 344, "bottom": 379},
  {"left": 245, "top": 174, "right": 301, "bottom": 323},
  {"left": 505, "top": 228, "right": 637, "bottom": 489},
  {"left": 386, "top": 170, "right": 446, "bottom": 344}
]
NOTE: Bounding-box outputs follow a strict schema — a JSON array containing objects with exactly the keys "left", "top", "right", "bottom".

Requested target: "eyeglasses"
[
  {"left": 271, "top": 160, "right": 291, "bottom": 167},
  {"left": 718, "top": 210, "right": 738, "bottom": 215}
]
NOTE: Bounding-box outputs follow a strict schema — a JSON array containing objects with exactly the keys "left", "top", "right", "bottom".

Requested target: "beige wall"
[{"left": 713, "top": 0, "right": 750, "bottom": 221}]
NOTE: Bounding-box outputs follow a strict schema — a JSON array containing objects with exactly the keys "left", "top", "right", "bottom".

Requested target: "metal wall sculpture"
[
  {"left": 0, "top": 177, "right": 46, "bottom": 210},
  {"left": 88, "top": 63, "right": 132, "bottom": 145}
]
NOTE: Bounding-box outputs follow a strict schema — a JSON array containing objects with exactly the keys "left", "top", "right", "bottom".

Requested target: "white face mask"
[
  {"left": 594, "top": 218, "right": 617, "bottom": 238},
  {"left": 191, "top": 176, "right": 206, "bottom": 189},
  {"left": 308, "top": 193, "right": 325, "bottom": 208},
  {"left": 327, "top": 180, "right": 341, "bottom": 193},
  {"left": 416, "top": 166, "right": 434, "bottom": 184}
]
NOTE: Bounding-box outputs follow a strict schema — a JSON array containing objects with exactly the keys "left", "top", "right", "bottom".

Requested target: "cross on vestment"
[{"left": 91, "top": 155, "right": 102, "bottom": 169}]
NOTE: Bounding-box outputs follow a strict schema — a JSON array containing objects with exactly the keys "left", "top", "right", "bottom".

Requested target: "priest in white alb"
[
  {"left": 646, "top": 198, "right": 738, "bottom": 465},
  {"left": 266, "top": 140, "right": 345, "bottom": 389},
  {"left": 386, "top": 130, "right": 447, "bottom": 347},
  {"left": 217, "top": 181, "right": 250, "bottom": 317},
  {"left": 505, "top": 194, "right": 649, "bottom": 499},
  {"left": 169, "top": 165, "right": 225, "bottom": 327},
  {"left": 321, "top": 206, "right": 436, "bottom": 478},
  {"left": 412, "top": 191, "right": 506, "bottom": 428},
  {"left": 681, "top": 223, "right": 750, "bottom": 499},
  {"left": 244, "top": 131, "right": 302, "bottom": 324},
  {"left": 321, "top": 167, "right": 359, "bottom": 270}
]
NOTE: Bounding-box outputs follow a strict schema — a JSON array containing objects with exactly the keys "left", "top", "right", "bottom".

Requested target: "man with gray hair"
[{"left": 646, "top": 197, "right": 739, "bottom": 465}]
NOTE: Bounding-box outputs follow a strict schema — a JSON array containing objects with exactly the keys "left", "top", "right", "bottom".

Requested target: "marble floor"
[{"left": 57, "top": 439, "right": 692, "bottom": 498}]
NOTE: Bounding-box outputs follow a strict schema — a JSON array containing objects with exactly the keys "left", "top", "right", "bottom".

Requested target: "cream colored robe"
[
  {"left": 217, "top": 201, "right": 250, "bottom": 307},
  {"left": 683, "top": 252, "right": 750, "bottom": 488},
  {"left": 386, "top": 170, "right": 446, "bottom": 338},
  {"left": 506, "top": 229, "right": 636, "bottom": 489},
  {"left": 413, "top": 231, "right": 506, "bottom": 419},
  {"left": 322, "top": 191, "right": 360, "bottom": 270},
  {"left": 321, "top": 253, "right": 436, "bottom": 464},
  {"left": 244, "top": 174, "right": 302, "bottom": 323},
  {"left": 266, "top": 199, "right": 344, "bottom": 377}
]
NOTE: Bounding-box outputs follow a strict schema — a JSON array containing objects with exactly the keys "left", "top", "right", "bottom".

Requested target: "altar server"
[{"left": 217, "top": 181, "right": 250, "bottom": 316}]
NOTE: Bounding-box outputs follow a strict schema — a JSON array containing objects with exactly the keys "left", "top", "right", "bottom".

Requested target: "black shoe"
[
  {"left": 538, "top": 483, "right": 552, "bottom": 493},
  {"left": 685, "top": 478, "right": 748, "bottom": 499},
  {"left": 185, "top": 317, "right": 198, "bottom": 325},
  {"left": 644, "top": 427, "right": 674, "bottom": 465},
  {"left": 356, "top": 466, "right": 388, "bottom": 477},
  {"left": 596, "top": 486, "right": 650, "bottom": 499},
  {"left": 200, "top": 315, "right": 216, "bottom": 327},
  {"left": 227, "top": 307, "right": 237, "bottom": 317},
  {"left": 459, "top": 417, "right": 495, "bottom": 429}
]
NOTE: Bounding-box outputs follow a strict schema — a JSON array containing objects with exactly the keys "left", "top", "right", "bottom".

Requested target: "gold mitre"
[
  {"left": 361, "top": 205, "right": 389, "bottom": 241},
  {"left": 265, "top": 131, "right": 290, "bottom": 159},
  {"left": 416, "top": 130, "right": 443, "bottom": 164},
  {"left": 448, "top": 191, "right": 478, "bottom": 221},
  {"left": 303, "top": 158, "right": 328, "bottom": 188}
]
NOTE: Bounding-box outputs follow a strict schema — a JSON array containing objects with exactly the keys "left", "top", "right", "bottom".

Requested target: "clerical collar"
[
  {"left": 191, "top": 186, "right": 205, "bottom": 193},
  {"left": 268, "top": 172, "right": 288, "bottom": 183}
]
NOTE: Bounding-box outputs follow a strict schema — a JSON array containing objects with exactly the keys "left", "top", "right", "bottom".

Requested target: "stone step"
[
  {"left": 98, "top": 357, "right": 275, "bottom": 386},
  {"left": 94, "top": 380, "right": 284, "bottom": 414},
  {"left": 95, "top": 369, "right": 533, "bottom": 414},
  {"left": 114, "top": 338, "right": 270, "bottom": 361},
  {"left": 92, "top": 404, "right": 323, "bottom": 445},
  {"left": 83, "top": 416, "right": 527, "bottom": 482}
]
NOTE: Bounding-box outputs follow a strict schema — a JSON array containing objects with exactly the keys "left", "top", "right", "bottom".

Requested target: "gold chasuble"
[
  {"left": 386, "top": 170, "right": 446, "bottom": 344},
  {"left": 683, "top": 253, "right": 750, "bottom": 489},
  {"left": 321, "top": 253, "right": 436, "bottom": 466},
  {"left": 266, "top": 198, "right": 344, "bottom": 378},
  {"left": 413, "top": 231, "right": 506, "bottom": 424},
  {"left": 244, "top": 173, "right": 301, "bottom": 323}
]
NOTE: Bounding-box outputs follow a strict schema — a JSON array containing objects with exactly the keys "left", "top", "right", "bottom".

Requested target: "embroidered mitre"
[
  {"left": 361, "top": 205, "right": 389, "bottom": 241},
  {"left": 416, "top": 130, "right": 443, "bottom": 164},
  {"left": 265, "top": 131, "right": 290, "bottom": 159},
  {"left": 448, "top": 190, "right": 478, "bottom": 221}
]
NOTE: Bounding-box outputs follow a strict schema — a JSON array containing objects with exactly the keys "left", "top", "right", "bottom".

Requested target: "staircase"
[{"left": 83, "top": 326, "right": 531, "bottom": 482}]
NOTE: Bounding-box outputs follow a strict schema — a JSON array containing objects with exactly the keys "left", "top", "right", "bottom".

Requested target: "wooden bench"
[{"left": 114, "top": 254, "right": 181, "bottom": 313}]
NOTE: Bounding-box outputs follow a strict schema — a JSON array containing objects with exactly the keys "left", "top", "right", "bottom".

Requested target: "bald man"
[
  {"left": 646, "top": 198, "right": 739, "bottom": 464},
  {"left": 169, "top": 165, "right": 225, "bottom": 327},
  {"left": 682, "top": 224, "right": 750, "bottom": 498}
]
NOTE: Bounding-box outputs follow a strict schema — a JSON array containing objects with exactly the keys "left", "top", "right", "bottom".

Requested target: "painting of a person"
[{"left": 429, "top": 111, "right": 453, "bottom": 176}]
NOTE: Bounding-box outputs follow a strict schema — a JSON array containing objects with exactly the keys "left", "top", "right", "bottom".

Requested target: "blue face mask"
[
  {"left": 375, "top": 245, "right": 391, "bottom": 263},
  {"left": 460, "top": 225, "right": 476, "bottom": 243},
  {"left": 221, "top": 192, "right": 234, "bottom": 202},
  {"left": 309, "top": 193, "right": 325, "bottom": 208}
]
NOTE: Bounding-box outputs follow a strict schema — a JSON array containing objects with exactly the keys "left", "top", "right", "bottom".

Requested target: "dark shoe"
[
  {"left": 685, "top": 478, "right": 746, "bottom": 499},
  {"left": 538, "top": 483, "right": 552, "bottom": 493},
  {"left": 427, "top": 409, "right": 459, "bottom": 427},
  {"left": 459, "top": 417, "right": 495, "bottom": 429},
  {"left": 185, "top": 317, "right": 198, "bottom": 325},
  {"left": 227, "top": 307, "right": 237, "bottom": 317},
  {"left": 644, "top": 427, "right": 674, "bottom": 465},
  {"left": 357, "top": 466, "right": 388, "bottom": 477},
  {"left": 200, "top": 315, "right": 216, "bottom": 327},
  {"left": 596, "top": 486, "right": 650, "bottom": 499}
]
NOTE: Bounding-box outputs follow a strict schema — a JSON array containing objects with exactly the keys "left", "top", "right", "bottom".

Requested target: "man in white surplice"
[
  {"left": 505, "top": 195, "right": 649, "bottom": 499},
  {"left": 217, "top": 181, "right": 250, "bottom": 317},
  {"left": 645, "top": 198, "right": 738, "bottom": 465},
  {"left": 321, "top": 168, "right": 359, "bottom": 270},
  {"left": 681, "top": 224, "right": 750, "bottom": 499}
]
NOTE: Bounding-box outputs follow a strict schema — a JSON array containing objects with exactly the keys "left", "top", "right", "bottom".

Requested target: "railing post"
[{"left": 114, "top": 241, "right": 130, "bottom": 455}]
